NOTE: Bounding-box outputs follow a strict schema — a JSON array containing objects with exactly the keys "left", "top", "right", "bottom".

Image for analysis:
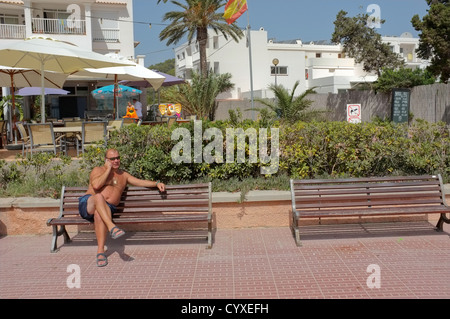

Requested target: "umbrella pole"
[
  {"left": 9, "top": 73, "right": 17, "bottom": 144},
  {"left": 40, "top": 63, "right": 45, "bottom": 123},
  {"left": 114, "top": 74, "right": 118, "bottom": 119}
]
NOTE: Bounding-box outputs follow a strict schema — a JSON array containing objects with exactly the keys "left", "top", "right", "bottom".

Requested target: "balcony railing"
[
  {"left": 32, "top": 18, "right": 86, "bottom": 35},
  {"left": 0, "top": 24, "right": 26, "bottom": 39},
  {"left": 92, "top": 28, "right": 120, "bottom": 43}
]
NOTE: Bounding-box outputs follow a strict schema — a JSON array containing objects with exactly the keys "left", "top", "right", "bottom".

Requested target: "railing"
[
  {"left": 0, "top": 24, "right": 26, "bottom": 39},
  {"left": 92, "top": 28, "right": 120, "bottom": 42},
  {"left": 32, "top": 18, "right": 86, "bottom": 35}
]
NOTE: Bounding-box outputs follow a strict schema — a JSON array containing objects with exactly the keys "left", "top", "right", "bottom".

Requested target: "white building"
[
  {"left": 175, "top": 27, "right": 429, "bottom": 99},
  {"left": 0, "top": 0, "right": 140, "bottom": 119}
]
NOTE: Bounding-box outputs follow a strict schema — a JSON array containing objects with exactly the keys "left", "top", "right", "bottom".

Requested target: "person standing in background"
[{"left": 132, "top": 98, "right": 143, "bottom": 120}]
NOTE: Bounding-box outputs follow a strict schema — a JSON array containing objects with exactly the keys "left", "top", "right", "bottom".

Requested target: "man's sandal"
[
  {"left": 110, "top": 226, "right": 125, "bottom": 239},
  {"left": 96, "top": 253, "right": 108, "bottom": 267}
]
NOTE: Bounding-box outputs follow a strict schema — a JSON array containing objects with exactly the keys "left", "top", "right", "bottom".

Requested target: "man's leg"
[{"left": 86, "top": 193, "right": 123, "bottom": 255}]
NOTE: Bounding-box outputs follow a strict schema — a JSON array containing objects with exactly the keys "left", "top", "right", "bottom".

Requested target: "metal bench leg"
[
  {"left": 61, "top": 225, "right": 72, "bottom": 244},
  {"left": 50, "top": 225, "right": 59, "bottom": 253},
  {"left": 436, "top": 213, "right": 450, "bottom": 232},
  {"left": 294, "top": 227, "right": 302, "bottom": 247},
  {"left": 292, "top": 215, "right": 302, "bottom": 247},
  {"left": 207, "top": 220, "right": 212, "bottom": 249},
  {"left": 50, "top": 225, "right": 71, "bottom": 253}
]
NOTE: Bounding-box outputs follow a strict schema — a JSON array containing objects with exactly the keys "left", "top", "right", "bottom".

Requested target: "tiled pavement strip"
[{"left": 0, "top": 221, "right": 449, "bottom": 300}]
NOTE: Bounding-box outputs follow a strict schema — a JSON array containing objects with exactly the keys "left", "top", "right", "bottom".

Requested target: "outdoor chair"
[
  {"left": 108, "top": 119, "right": 124, "bottom": 130},
  {"left": 16, "top": 121, "right": 31, "bottom": 156},
  {"left": 77, "top": 121, "right": 108, "bottom": 156},
  {"left": 107, "top": 119, "right": 124, "bottom": 139},
  {"left": 0, "top": 120, "right": 7, "bottom": 148},
  {"left": 64, "top": 120, "right": 83, "bottom": 151},
  {"left": 26, "top": 123, "right": 63, "bottom": 156}
]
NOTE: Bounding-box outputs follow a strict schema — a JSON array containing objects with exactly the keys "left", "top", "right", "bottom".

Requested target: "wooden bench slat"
[
  {"left": 120, "top": 206, "right": 209, "bottom": 213},
  {"left": 294, "top": 192, "right": 442, "bottom": 203},
  {"left": 297, "top": 205, "right": 449, "bottom": 218},
  {"left": 296, "top": 200, "right": 444, "bottom": 210},
  {"left": 293, "top": 180, "right": 440, "bottom": 190},
  {"left": 293, "top": 186, "right": 441, "bottom": 197},
  {"left": 293, "top": 175, "right": 439, "bottom": 184},
  {"left": 49, "top": 214, "right": 210, "bottom": 226}
]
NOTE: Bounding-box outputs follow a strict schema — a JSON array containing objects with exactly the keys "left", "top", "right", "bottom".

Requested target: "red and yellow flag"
[{"left": 223, "top": 0, "right": 247, "bottom": 24}]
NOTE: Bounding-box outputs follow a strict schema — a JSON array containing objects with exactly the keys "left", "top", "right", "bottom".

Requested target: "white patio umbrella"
[
  {"left": 73, "top": 54, "right": 165, "bottom": 118},
  {"left": 0, "top": 36, "right": 134, "bottom": 123},
  {"left": 0, "top": 66, "right": 68, "bottom": 141}
]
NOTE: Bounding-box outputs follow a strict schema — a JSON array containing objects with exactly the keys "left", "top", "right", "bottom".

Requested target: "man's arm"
[
  {"left": 90, "top": 165, "right": 111, "bottom": 191},
  {"left": 126, "top": 173, "right": 165, "bottom": 191}
]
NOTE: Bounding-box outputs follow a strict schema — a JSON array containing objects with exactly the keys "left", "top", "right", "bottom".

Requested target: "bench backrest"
[
  {"left": 59, "top": 183, "right": 212, "bottom": 218},
  {"left": 290, "top": 175, "right": 448, "bottom": 213}
]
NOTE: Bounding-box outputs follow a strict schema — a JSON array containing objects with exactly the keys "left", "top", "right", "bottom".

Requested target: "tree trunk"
[{"left": 197, "top": 27, "right": 208, "bottom": 78}]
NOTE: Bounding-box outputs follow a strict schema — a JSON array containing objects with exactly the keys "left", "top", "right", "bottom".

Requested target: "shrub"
[{"left": 1, "top": 119, "right": 449, "bottom": 199}]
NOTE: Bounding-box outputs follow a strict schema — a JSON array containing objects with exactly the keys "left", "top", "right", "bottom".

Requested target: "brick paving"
[{"left": 1, "top": 221, "right": 450, "bottom": 301}]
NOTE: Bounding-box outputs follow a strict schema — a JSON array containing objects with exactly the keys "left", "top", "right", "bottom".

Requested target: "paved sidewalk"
[{"left": 1, "top": 222, "right": 450, "bottom": 300}]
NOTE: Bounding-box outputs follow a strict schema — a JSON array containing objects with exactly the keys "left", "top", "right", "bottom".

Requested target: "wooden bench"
[
  {"left": 290, "top": 175, "right": 450, "bottom": 246},
  {"left": 47, "top": 183, "right": 213, "bottom": 252}
]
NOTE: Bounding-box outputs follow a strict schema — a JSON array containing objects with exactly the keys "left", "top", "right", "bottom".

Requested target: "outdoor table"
[{"left": 53, "top": 126, "right": 114, "bottom": 134}]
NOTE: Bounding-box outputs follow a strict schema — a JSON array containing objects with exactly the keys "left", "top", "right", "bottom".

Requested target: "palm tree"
[
  {"left": 255, "top": 81, "right": 319, "bottom": 124},
  {"left": 159, "top": 0, "right": 244, "bottom": 77},
  {"left": 176, "top": 70, "right": 234, "bottom": 120}
]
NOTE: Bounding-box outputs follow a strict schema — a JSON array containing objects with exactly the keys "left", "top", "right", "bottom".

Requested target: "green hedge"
[
  {"left": 1, "top": 119, "right": 449, "bottom": 198},
  {"left": 281, "top": 120, "right": 450, "bottom": 181},
  {"left": 98, "top": 119, "right": 450, "bottom": 183}
]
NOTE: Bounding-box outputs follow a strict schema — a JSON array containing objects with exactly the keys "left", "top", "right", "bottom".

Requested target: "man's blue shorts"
[{"left": 78, "top": 194, "right": 117, "bottom": 222}]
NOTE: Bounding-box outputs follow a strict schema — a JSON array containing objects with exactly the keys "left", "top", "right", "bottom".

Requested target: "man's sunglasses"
[{"left": 107, "top": 156, "right": 120, "bottom": 161}]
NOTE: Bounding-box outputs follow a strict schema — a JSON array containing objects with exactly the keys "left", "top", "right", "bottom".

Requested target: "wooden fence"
[{"left": 216, "top": 83, "right": 450, "bottom": 125}]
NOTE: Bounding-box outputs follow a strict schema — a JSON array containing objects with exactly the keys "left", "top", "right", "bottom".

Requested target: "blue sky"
[{"left": 133, "top": 0, "right": 430, "bottom": 67}]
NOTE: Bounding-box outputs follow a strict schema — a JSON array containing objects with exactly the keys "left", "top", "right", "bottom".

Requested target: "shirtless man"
[{"left": 78, "top": 148, "right": 165, "bottom": 267}]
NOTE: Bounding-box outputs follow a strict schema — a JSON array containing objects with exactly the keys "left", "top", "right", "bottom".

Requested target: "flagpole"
[{"left": 246, "top": 2, "right": 255, "bottom": 120}]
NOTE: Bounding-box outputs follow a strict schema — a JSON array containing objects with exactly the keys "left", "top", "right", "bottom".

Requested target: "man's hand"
[
  {"left": 156, "top": 182, "right": 165, "bottom": 192},
  {"left": 105, "top": 158, "right": 113, "bottom": 169}
]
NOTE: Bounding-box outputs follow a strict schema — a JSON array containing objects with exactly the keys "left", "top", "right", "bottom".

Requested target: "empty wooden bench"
[
  {"left": 47, "top": 183, "right": 213, "bottom": 252},
  {"left": 290, "top": 175, "right": 450, "bottom": 246}
]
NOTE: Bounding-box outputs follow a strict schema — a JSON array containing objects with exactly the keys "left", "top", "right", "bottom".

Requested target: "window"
[
  {"left": 44, "top": 9, "right": 71, "bottom": 20},
  {"left": 270, "top": 66, "right": 288, "bottom": 75},
  {"left": 214, "top": 62, "right": 219, "bottom": 74},
  {"left": 0, "top": 14, "right": 19, "bottom": 24},
  {"left": 315, "top": 53, "right": 321, "bottom": 58}
]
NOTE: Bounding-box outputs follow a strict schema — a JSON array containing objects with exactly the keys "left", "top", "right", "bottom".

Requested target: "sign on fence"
[
  {"left": 391, "top": 89, "right": 410, "bottom": 123},
  {"left": 347, "top": 104, "right": 361, "bottom": 123}
]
